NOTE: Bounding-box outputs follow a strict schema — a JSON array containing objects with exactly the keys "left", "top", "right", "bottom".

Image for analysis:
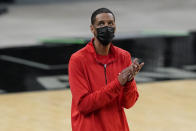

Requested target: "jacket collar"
[{"left": 87, "top": 38, "right": 117, "bottom": 65}]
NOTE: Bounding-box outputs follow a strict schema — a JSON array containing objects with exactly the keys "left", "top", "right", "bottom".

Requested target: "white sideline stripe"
[
  {"left": 138, "top": 72, "right": 170, "bottom": 78},
  {"left": 156, "top": 67, "right": 196, "bottom": 78},
  {"left": 36, "top": 75, "right": 69, "bottom": 89},
  {"left": 135, "top": 76, "right": 155, "bottom": 82},
  {"left": 137, "top": 68, "right": 196, "bottom": 79},
  {"left": 183, "top": 65, "right": 196, "bottom": 70}
]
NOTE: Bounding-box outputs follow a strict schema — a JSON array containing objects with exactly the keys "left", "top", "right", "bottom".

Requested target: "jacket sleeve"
[
  {"left": 69, "top": 55, "right": 123, "bottom": 115},
  {"left": 121, "top": 52, "right": 139, "bottom": 109}
]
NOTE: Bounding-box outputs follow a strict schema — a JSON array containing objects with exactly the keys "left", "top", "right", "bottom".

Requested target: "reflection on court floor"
[{"left": 0, "top": 80, "right": 195, "bottom": 131}]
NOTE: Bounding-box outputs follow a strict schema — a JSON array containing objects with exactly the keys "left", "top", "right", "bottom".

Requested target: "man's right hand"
[{"left": 118, "top": 65, "right": 133, "bottom": 86}]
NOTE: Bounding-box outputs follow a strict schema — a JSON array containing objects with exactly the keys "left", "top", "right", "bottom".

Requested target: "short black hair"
[{"left": 91, "top": 8, "right": 115, "bottom": 25}]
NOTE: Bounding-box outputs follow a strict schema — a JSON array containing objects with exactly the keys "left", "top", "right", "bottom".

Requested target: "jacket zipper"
[{"left": 104, "top": 64, "right": 107, "bottom": 85}]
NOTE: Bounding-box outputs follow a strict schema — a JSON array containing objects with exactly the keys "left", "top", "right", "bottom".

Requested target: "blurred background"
[{"left": 0, "top": 0, "right": 196, "bottom": 131}]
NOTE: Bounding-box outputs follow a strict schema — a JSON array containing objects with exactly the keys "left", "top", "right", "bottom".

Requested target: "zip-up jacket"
[{"left": 68, "top": 38, "right": 139, "bottom": 131}]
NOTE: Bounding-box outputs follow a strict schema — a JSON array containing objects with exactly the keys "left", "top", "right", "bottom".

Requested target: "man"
[{"left": 68, "top": 8, "right": 144, "bottom": 131}]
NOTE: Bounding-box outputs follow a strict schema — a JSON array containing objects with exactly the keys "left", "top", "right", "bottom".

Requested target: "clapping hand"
[
  {"left": 118, "top": 58, "right": 144, "bottom": 86},
  {"left": 128, "top": 58, "right": 144, "bottom": 81}
]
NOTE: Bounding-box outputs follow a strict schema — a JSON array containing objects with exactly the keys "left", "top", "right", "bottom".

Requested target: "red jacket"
[{"left": 68, "top": 38, "right": 139, "bottom": 131}]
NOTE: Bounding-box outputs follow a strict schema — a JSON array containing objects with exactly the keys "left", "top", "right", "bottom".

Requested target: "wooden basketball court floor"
[{"left": 0, "top": 80, "right": 196, "bottom": 131}]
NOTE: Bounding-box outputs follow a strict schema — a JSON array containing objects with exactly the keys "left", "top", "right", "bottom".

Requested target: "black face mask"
[{"left": 96, "top": 26, "right": 115, "bottom": 46}]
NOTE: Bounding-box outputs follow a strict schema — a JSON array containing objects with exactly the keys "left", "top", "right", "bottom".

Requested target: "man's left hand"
[{"left": 128, "top": 58, "right": 144, "bottom": 81}]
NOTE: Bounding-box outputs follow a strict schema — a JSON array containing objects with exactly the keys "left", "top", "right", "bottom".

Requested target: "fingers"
[
  {"left": 133, "top": 58, "right": 139, "bottom": 65},
  {"left": 133, "top": 58, "right": 144, "bottom": 69},
  {"left": 133, "top": 58, "right": 139, "bottom": 68},
  {"left": 132, "top": 58, "right": 140, "bottom": 72},
  {"left": 130, "top": 59, "right": 144, "bottom": 77},
  {"left": 139, "top": 62, "right": 144, "bottom": 69},
  {"left": 135, "top": 62, "right": 144, "bottom": 73}
]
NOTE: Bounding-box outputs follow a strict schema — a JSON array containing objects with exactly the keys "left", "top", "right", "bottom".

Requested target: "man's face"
[{"left": 91, "top": 13, "right": 116, "bottom": 36}]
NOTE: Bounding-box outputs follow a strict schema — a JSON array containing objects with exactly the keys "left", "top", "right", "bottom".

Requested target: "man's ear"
[{"left": 90, "top": 24, "right": 95, "bottom": 34}]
